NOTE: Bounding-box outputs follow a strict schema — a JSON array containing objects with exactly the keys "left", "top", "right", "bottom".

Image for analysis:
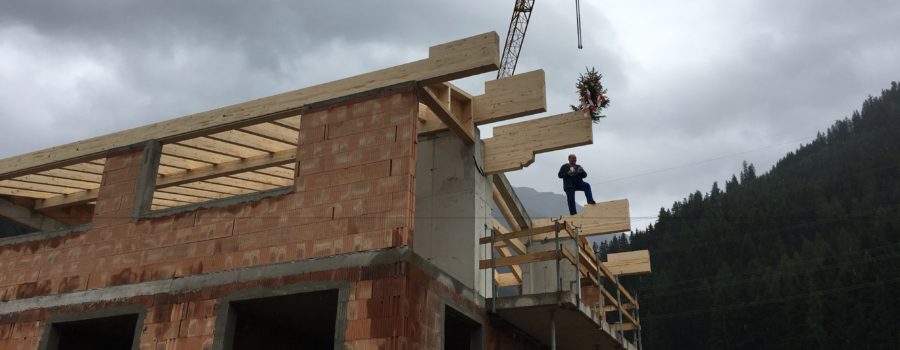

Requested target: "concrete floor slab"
[{"left": 487, "top": 291, "right": 638, "bottom": 350}]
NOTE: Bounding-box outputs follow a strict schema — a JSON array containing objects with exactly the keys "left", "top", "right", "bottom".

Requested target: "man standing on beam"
[{"left": 559, "top": 153, "right": 596, "bottom": 215}]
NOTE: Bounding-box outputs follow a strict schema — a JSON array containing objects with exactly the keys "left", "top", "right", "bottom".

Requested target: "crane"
[{"left": 497, "top": 0, "right": 583, "bottom": 79}]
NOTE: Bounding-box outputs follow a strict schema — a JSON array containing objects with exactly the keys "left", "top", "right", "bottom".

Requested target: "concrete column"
[
  {"left": 413, "top": 130, "right": 490, "bottom": 293},
  {"left": 523, "top": 236, "right": 579, "bottom": 295}
]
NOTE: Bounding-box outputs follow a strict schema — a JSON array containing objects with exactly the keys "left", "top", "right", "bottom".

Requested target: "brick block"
[
  {"left": 311, "top": 238, "right": 334, "bottom": 258},
  {"left": 179, "top": 318, "right": 216, "bottom": 338},
  {"left": 298, "top": 110, "right": 328, "bottom": 129},
  {"left": 345, "top": 318, "right": 372, "bottom": 341}
]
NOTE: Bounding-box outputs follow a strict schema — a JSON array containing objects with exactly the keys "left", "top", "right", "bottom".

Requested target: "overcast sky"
[{"left": 1, "top": 1, "right": 898, "bottom": 229}]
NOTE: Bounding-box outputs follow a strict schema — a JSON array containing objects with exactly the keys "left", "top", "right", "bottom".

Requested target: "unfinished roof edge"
[{"left": 0, "top": 31, "right": 501, "bottom": 180}]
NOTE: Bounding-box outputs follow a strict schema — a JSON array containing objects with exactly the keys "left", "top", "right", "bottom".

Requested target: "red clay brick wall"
[
  {"left": 0, "top": 89, "right": 418, "bottom": 303},
  {"left": 0, "top": 263, "right": 405, "bottom": 350},
  {"left": 0, "top": 263, "right": 541, "bottom": 350},
  {"left": 405, "top": 265, "right": 544, "bottom": 350}
]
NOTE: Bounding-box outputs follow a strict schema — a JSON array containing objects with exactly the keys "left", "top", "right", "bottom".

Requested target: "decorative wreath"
[{"left": 570, "top": 67, "right": 610, "bottom": 122}]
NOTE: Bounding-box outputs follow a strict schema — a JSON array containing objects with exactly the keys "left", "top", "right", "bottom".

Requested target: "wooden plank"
[
  {"left": 178, "top": 137, "right": 268, "bottom": 159},
  {"left": 240, "top": 123, "right": 299, "bottom": 145},
  {"left": 151, "top": 198, "right": 190, "bottom": 208},
  {"left": 208, "top": 129, "right": 295, "bottom": 153},
  {"left": 273, "top": 115, "right": 302, "bottom": 130},
  {"left": 494, "top": 272, "right": 522, "bottom": 287},
  {"left": 0, "top": 197, "right": 65, "bottom": 231},
  {"left": 604, "top": 250, "right": 652, "bottom": 276},
  {"left": 155, "top": 186, "right": 230, "bottom": 200},
  {"left": 472, "top": 69, "right": 546, "bottom": 125},
  {"left": 417, "top": 85, "right": 475, "bottom": 145},
  {"left": 255, "top": 166, "right": 295, "bottom": 179},
  {"left": 38, "top": 169, "right": 102, "bottom": 183},
  {"left": 532, "top": 199, "right": 631, "bottom": 237},
  {"left": 0, "top": 31, "right": 499, "bottom": 179},
  {"left": 205, "top": 177, "right": 278, "bottom": 191},
  {"left": 34, "top": 189, "right": 100, "bottom": 210},
  {"left": 483, "top": 111, "right": 592, "bottom": 174},
  {"left": 159, "top": 154, "right": 211, "bottom": 170},
  {"left": 178, "top": 182, "right": 260, "bottom": 196},
  {"left": 152, "top": 191, "right": 206, "bottom": 204},
  {"left": 0, "top": 180, "right": 82, "bottom": 195},
  {"left": 612, "top": 322, "right": 638, "bottom": 332},
  {"left": 0, "top": 187, "right": 57, "bottom": 199},
  {"left": 496, "top": 246, "right": 524, "bottom": 283},
  {"left": 164, "top": 143, "right": 239, "bottom": 164},
  {"left": 156, "top": 149, "right": 296, "bottom": 188},
  {"left": 478, "top": 224, "right": 557, "bottom": 245},
  {"left": 157, "top": 165, "right": 185, "bottom": 176},
  {"left": 603, "top": 303, "right": 636, "bottom": 312},
  {"left": 229, "top": 172, "right": 292, "bottom": 187},
  {"left": 479, "top": 250, "right": 557, "bottom": 269},
  {"left": 63, "top": 163, "right": 104, "bottom": 174},
  {"left": 489, "top": 219, "right": 527, "bottom": 255},
  {"left": 12, "top": 174, "right": 100, "bottom": 190}
]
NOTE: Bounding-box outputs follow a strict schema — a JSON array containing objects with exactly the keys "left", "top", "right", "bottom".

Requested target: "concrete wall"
[
  {"left": 413, "top": 130, "right": 491, "bottom": 293},
  {"left": 523, "top": 237, "right": 580, "bottom": 295}
]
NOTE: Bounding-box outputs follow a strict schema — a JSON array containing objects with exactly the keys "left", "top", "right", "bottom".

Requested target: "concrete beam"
[{"left": 0, "top": 197, "right": 65, "bottom": 231}]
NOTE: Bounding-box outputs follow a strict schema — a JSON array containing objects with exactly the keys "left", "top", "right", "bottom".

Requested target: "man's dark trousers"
[{"left": 565, "top": 182, "right": 595, "bottom": 215}]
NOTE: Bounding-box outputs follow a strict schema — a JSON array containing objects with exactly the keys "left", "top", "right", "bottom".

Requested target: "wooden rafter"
[{"left": 157, "top": 149, "right": 296, "bottom": 188}]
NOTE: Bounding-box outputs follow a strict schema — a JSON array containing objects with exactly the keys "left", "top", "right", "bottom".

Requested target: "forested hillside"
[{"left": 599, "top": 82, "right": 900, "bottom": 349}]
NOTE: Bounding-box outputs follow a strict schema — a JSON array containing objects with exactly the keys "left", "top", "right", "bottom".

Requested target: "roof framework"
[{"left": 0, "top": 31, "right": 596, "bottom": 219}]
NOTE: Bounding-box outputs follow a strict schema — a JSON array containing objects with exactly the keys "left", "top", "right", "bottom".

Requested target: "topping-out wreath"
[{"left": 570, "top": 67, "right": 610, "bottom": 122}]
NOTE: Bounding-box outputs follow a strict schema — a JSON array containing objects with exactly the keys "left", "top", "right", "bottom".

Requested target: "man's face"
[{"left": 568, "top": 155, "right": 577, "bottom": 165}]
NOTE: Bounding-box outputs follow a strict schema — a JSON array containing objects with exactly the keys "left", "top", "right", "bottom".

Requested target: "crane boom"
[{"left": 498, "top": 0, "right": 536, "bottom": 79}]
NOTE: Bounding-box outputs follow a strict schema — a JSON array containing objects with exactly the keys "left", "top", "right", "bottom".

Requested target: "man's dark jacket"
[{"left": 558, "top": 163, "right": 587, "bottom": 191}]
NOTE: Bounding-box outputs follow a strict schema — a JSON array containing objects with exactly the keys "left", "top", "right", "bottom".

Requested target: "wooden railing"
[{"left": 479, "top": 220, "right": 641, "bottom": 341}]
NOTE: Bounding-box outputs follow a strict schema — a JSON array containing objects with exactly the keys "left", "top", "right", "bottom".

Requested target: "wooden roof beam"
[
  {"left": 418, "top": 69, "right": 547, "bottom": 135},
  {"left": 33, "top": 188, "right": 99, "bottom": 211},
  {"left": 417, "top": 84, "right": 475, "bottom": 145},
  {"left": 0, "top": 31, "right": 500, "bottom": 179},
  {"left": 483, "top": 111, "right": 592, "bottom": 174},
  {"left": 492, "top": 174, "right": 532, "bottom": 230},
  {"left": 603, "top": 249, "right": 652, "bottom": 276},
  {"left": 531, "top": 199, "right": 631, "bottom": 237}
]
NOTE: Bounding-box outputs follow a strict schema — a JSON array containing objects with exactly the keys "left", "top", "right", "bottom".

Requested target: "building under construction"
[{"left": 0, "top": 32, "right": 650, "bottom": 349}]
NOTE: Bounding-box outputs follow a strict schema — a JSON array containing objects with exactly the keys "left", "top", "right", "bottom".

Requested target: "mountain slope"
[{"left": 607, "top": 82, "right": 900, "bottom": 349}]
